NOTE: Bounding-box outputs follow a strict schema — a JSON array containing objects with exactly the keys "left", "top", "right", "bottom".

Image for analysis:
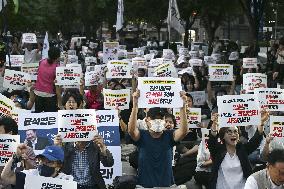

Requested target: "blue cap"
[{"left": 36, "top": 146, "right": 64, "bottom": 163}]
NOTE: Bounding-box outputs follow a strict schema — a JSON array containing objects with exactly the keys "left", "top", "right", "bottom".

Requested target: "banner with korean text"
[
  {"left": 103, "top": 89, "right": 130, "bottom": 110},
  {"left": 0, "top": 135, "right": 20, "bottom": 166}
]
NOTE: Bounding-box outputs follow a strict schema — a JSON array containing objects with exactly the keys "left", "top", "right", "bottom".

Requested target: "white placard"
[
  {"left": 189, "top": 91, "right": 206, "bottom": 106},
  {"left": 21, "top": 63, "right": 39, "bottom": 80},
  {"left": 162, "top": 49, "right": 175, "bottom": 59},
  {"left": 149, "top": 58, "right": 163, "bottom": 67},
  {"left": 189, "top": 51, "right": 199, "bottom": 59},
  {"left": 243, "top": 73, "right": 267, "bottom": 93},
  {"left": 178, "top": 67, "right": 194, "bottom": 75},
  {"left": 18, "top": 112, "right": 58, "bottom": 130},
  {"left": 255, "top": 88, "right": 284, "bottom": 111},
  {"left": 58, "top": 109, "right": 98, "bottom": 142},
  {"left": 204, "top": 56, "right": 215, "bottom": 65},
  {"left": 85, "top": 56, "right": 97, "bottom": 66},
  {"left": 6, "top": 55, "right": 24, "bottom": 67},
  {"left": 22, "top": 33, "right": 37, "bottom": 43},
  {"left": 153, "top": 62, "right": 178, "bottom": 78},
  {"left": 103, "top": 42, "right": 119, "bottom": 64},
  {"left": 189, "top": 59, "right": 203, "bottom": 67},
  {"left": 0, "top": 94, "right": 15, "bottom": 117},
  {"left": 0, "top": 135, "right": 20, "bottom": 166},
  {"left": 67, "top": 50, "right": 76, "bottom": 55},
  {"left": 137, "top": 77, "right": 183, "bottom": 108},
  {"left": 173, "top": 108, "right": 201, "bottom": 128},
  {"left": 179, "top": 48, "right": 189, "bottom": 57},
  {"left": 217, "top": 94, "right": 261, "bottom": 127},
  {"left": 85, "top": 71, "right": 101, "bottom": 86},
  {"left": 3, "top": 69, "right": 31, "bottom": 90},
  {"left": 25, "top": 175, "right": 77, "bottom": 189},
  {"left": 96, "top": 110, "right": 119, "bottom": 127},
  {"left": 270, "top": 116, "right": 284, "bottom": 138},
  {"left": 132, "top": 57, "right": 148, "bottom": 69},
  {"left": 67, "top": 55, "right": 78, "bottom": 64},
  {"left": 209, "top": 64, "right": 233, "bottom": 81},
  {"left": 106, "top": 60, "right": 132, "bottom": 78},
  {"left": 243, "top": 58, "right": 257, "bottom": 68},
  {"left": 56, "top": 67, "right": 82, "bottom": 86},
  {"left": 103, "top": 89, "right": 130, "bottom": 110}
]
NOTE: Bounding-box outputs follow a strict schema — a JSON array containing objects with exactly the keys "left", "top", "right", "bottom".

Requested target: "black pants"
[
  {"left": 35, "top": 95, "right": 58, "bottom": 113},
  {"left": 194, "top": 171, "right": 211, "bottom": 189},
  {"left": 77, "top": 184, "right": 98, "bottom": 189}
]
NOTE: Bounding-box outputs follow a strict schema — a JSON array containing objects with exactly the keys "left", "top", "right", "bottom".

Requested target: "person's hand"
[
  {"left": 53, "top": 134, "right": 63, "bottom": 147},
  {"left": 132, "top": 89, "right": 140, "bottom": 107},
  {"left": 211, "top": 113, "right": 219, "bottom": 131},
  {"left": 16, "top": 144, "right": 28, "bottom": 158},
  {"left": 273, "top": 72, "right": 279, "bottom": 80},
  {"left": 180, "top": 91, "right": 187, "bottom": 107},
  {"left": 93, "top": 135, "right": 107, "bottom": 155},
  {"left": 260, "top": 109, "right": 269, "bottom": 125},
  {"left": 265, "top": 133, "right": 274, "bottom": 144}
]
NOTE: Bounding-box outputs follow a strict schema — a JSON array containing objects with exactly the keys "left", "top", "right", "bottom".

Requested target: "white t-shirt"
[
  {"left": 216, "top": 152, "right": 246, "bottom": 189},
  {"left": 24, "top": 49, "right": 39, "bottom": 63},
  {"left": 244, "top": 172, "right": 284, "bottom": 189}
]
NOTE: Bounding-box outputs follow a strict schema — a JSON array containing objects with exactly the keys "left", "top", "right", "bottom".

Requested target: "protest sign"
[
  {"left": 137, "top": 77, "right": 183, "bottom": 108},
  {"left": 118, "top": 50, "right": 127, "bottom": 59},
  {"left": 6, "top": 55, "right": 24, "bottom": 67},
  {"left": 56, "top": 67, "right": 82, "bottom": 86},
  {"left": 163, "top": 49, "right": 175, "bottom": 59},
  {"left": 103, "top": 89, "right": 130, "bottom": 110},
  {"left": 67, "top": 50, "right": 76, "bottom": 55},
  {"left": 0, "top": 94, "right": 14, "bottom": 117},
  {"left": 22, "top": 33, "right": 37, "bottom": 43},
  {"left": 255, "top": 88, "right": 284, "bottom": 111},
  {"left": 11, "top": 109, "right": 30, "bottom": 124},
  {"left": 229, "top": 51, "right": 239, "bottom": 61},
  {"left": 178, "top": 67, "right": 194, "bottom": 76},
  {"left": 270, "top": 116, "right": 284, "bottom": 138},
  {"left": 147, "top": 67, "right": 155, "bottom": 77},
  {"left": 211, "top": 53, "right": 221, "bottom": 62},
  {"left": 85, "top": 71, "right": 101, "bottom": 86},
  {"left": 201, "top": 128, "right": 210, "bottom": 150},
  {"left": 153, "top": 62, "right": 178, "bottom": 78},
  {"left": 217, "top": 94, "right": 261, "bottom": 127},
  {"left": 189, "top": 91, "right": 206, "bottom": 106},
  {"left": 96, "top": 110, "right": 119, "bottom": 127},
  {"left": 189, "top": 59, "right": 203, "bottom": 67},
  {"left": 189, "top": 51, "right": 199, "bottom": 59},
  {"left": 0, "top": 135, "right": 20, "bottom": 166},
  {"left": 127, "top": 52, "right": 137, "bottom": 59},
  {"left": 149, "top": 58, "right": 163, "bottom": 67},
  {"left": 144, "top": 53, "right": 155, "bottom": 62},
  {"left": 85, "top": 56, "right": 97, "bottom": 66},
  {"left": 21, "top": 63, "right": 39, "bottom": 80},
  {"left": 243, "top": 58, "right": 257, "bottom": 68},
  {"left": 3, "top": 69, "right": 31, "bottom": 90},
  {"left": 18, "top": 112, "right": 57, "bottom": 154},
  {"left": 25, "top": 175, "right": 77, "bottom": 189},
  {"left": 106, "top": 60, "right": 132, "bottom": 78},
  {"left": 208, "top": 64, "right": 233, "bottom": 81},
  {"left": 179, "top": 48, "right": 189, "bottom": 57},
  {"left": 103, "top": 42, "right": 119, "bottom": 63},
  {"left": 67, "top": 55, "right": 78, "bottom": 64},
  {"left": 243, "top": 73, "right": 267, "bottom": 93},
  {"left": 173, "top": 108, "right": 201, "bottom": 128},
  {"left": 204, "top": 56, "right": 215, "bottom": 65},
  {"left": 132, "top": 57, "right": 148, "bottom": 69},
  {"left": 58, "top": 109, "right": 98, "bottom": 142}
]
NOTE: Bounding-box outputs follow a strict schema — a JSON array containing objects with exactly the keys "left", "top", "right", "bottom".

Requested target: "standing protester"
[{"left": 128, "top": 90, "right": 188, "bottom": 188}]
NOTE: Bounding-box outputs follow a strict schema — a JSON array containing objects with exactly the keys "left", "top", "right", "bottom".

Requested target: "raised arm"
[
  {"left": 173, "top": 91, "right": 188, "bottom": 142},
  {"left": 127, "top": 90, "right": 140, "bottom": 141}
]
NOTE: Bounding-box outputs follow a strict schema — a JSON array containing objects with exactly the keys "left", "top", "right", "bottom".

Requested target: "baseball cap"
[
  {"left": 147, "top": 107, "right": 167, "bottom": 120},
  {"left": 36, "top": 146, "right": 64, "bottom": 163}
]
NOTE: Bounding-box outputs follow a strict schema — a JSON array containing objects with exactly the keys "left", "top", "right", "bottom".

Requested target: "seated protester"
[
  {"left": 181, "top": 73, "right": 199, "bottom": 92},
  {"left": 164, "top": 113, "right": 177, "bottom": 130},
  {"left": 208, "top": 111, "right": 269, "bottom": 189},
  {"left": 54, "top": 90, "right": 114, "bottom": 189},
  {"left": 244, "top": 149, "right": 284, "bottom": 189},
  {"left": 85, "top": 84, "right": 104, "bottom": 110},
  {"left": 0, "top": 117, "right": 36, "bottom": 189},
  {"left": 137, "top": 68, "right": 146, "bottom": 77},
  {"left": 128, "top": 90, "right": 188, "bottom": 188},
  {"left": 1, "top": 145, "right": 72, "bottom": 189},
  {"left": 62, "top": 89, "right": 84, "bottom": 110}
]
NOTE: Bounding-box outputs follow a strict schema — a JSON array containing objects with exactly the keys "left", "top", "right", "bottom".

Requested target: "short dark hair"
[
  {"left": 47, "top": 47, "right": 60, "bottom": 64},
  {"left": 0, "top": 116, "right": 18, "bottom": 135},
  {"left": 147, "top": 107, "right": 167, "bottom": 120},
  {"left": 62, "top": 91, "right": 83, "bottom": 107},
  {"left": 165, "top": 113, "right": 177, "bottom": 128},
  {"left": 214, "top": 88, "right": 227, "bottom": 97},
  {"left": 267, "top": 149, "right": 284, "bottom": 165},
  {"left": 113, "top": 83, "right": 126, "bottom": 90},
  {"left": 186, "top": 93, "right": 193, "bottom": 102}
]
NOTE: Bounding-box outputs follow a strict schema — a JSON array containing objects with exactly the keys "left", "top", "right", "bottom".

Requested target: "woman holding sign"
[{"left": 208, "top": 110, "right": 269, "bottom": 189}]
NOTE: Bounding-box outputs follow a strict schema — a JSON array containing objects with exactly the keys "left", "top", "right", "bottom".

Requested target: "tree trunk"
[{"left": 183, "top": 19, "right": 190, "bottom": 48}]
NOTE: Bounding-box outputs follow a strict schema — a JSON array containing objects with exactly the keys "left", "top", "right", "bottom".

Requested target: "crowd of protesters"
[{"left": 0, "top": 31, "right": 283, "bottom": 189}]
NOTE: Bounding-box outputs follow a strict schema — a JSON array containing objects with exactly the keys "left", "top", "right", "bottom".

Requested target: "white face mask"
[{"left": 149, "top": 119, "right": 165, "bottom": 133}]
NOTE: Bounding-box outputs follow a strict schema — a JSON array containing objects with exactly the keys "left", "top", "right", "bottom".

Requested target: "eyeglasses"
[{"left": 226, "top": 129, "right": 239, "bottom": 135}]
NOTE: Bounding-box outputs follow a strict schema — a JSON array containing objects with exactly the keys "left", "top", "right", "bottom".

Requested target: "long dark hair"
[{"left": 47, "top": 47, "right": 60, "bottom": 64}]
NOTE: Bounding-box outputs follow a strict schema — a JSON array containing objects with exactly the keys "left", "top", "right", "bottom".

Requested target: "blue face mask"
[{"left": 38, "top": 164, "right": 55, "bottom": 177}]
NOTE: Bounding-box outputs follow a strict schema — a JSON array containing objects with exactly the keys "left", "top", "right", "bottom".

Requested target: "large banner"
[
  {"left": 217, "top": 94, "right": 261, "bottom": 127},
  {"left": 0, "top": 94, "right": 14, "bottom": 117},
  {"left": 3, "top": 69, "right": 31, "bottom": 90},
  {"left": 173, "top": 108, "right": 201, "bottom": 128},
  {"left": 103, "top": 42, "right": 119, "bottom": 64},
  {"left": 6, "top": 55, "right": 24, "bottom": 67},
  {"left": 255, "top": 88, "right": 284, "bottom": 111},
  {"left": 25, "top": 175, "right": 77, "bottom": 189},
  {"left": 0, "top": 135, "right": 20, "bottom": 166},
  {"left": 58, "top": 109, "right": 98, "bottom": 142},
  {"left": 208, "top": 64, "right": 233, "bottom": 81},
  {"left": 270, "top": 116, "right": 284, "bottom": 138},
  {"left": 243, "top": 58, "right": 257, "bottom": 68},
  {"left": 106, "top": 60, "right": 132, "bottom": 78},
  {"left": 137, "top": 77, "right": 183, "bottom": 108},
  {"left": 56, "top": 67, "right": 82, "bottom": 86},
  {"left": 103, "top": 89, "right": 130, "bottom": 110},
  {"left": 18, "top": 112, "right": 57, "bottom": 154},
  {"left": 21, "top": 63, "right": 39, "bottom": 80},
  {"left": 153, "top": 62, "right": 178, "bottom": 78},
  {"left": 96, "top": 110, "right": 122, "bottom": 184},
  {"left": 243, "top": 73, "right": 267, "bottom": 93}
]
